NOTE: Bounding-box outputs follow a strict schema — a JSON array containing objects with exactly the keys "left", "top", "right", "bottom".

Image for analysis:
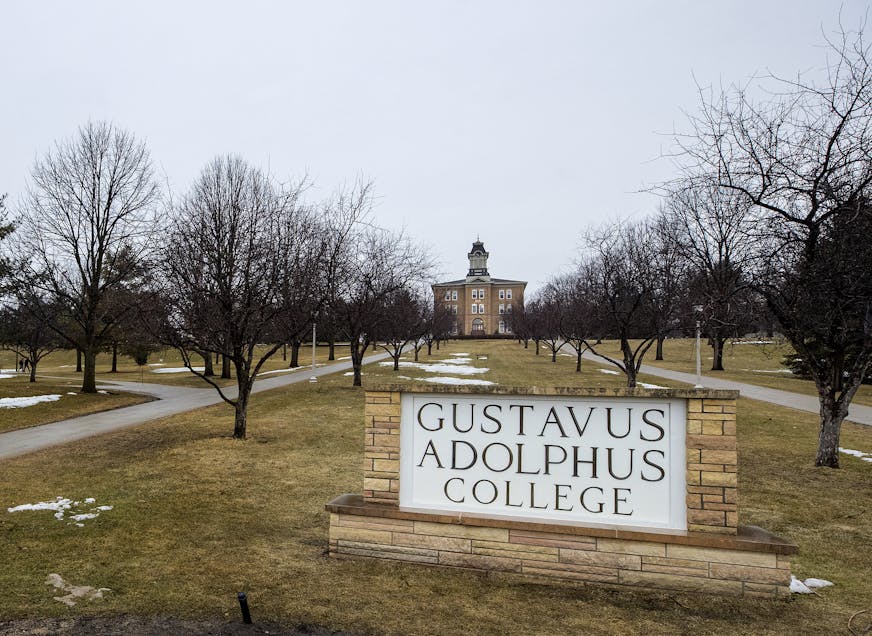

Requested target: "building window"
[
  {"left": 479, "top": 288, "right": 485, "bottom": 298},
  {"left": 452, "top": 305, "right": 458, "bottom": 314},
  {"left": 498, "top": 320, "right": 505, "bottom": 334},
  {"left": 506, "top": 289, "right": 512, "bottom": 299},
  {"left": 499, "top": 289, "right": 505, "bottom": 300},
  {"left": 499, "top": 304, "right": 505, "bottom": 314},
  {"left": 471, "top": 304, "right": 477, "bottom": 314},
  {"left": 478, "top": 303, "right": 484, "bottom": 314},
  {"left": 472, "top": 318, "right": 484, "bottom": 333},
  {"left": 472, "top": 289, "right": 478, "bottom": 300},
  {"left": 452, "top": 290, "right": 457, "bottom": 301},
  {"left": 444, "top": 290, "right": 450, "bottom": 301},
  {"left": 506, "top": 303, "right": 512, "bottom": 313}
]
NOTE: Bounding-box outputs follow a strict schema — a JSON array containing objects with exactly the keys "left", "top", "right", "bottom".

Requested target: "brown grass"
[{"left": 0, "top": 340, "right": 870, "bottom": 634}]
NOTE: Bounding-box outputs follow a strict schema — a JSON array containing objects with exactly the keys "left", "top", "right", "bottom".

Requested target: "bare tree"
[
  {"left": 579, "top": 220, "right": 663, "bottom": 388},
  {"left": 661, "top": 181, "right": 754, "bottom": 369},
  {"left": 379, "top": 287, "right": 429, "bottom": 370},
  {"left": 544, "top": 274, "right": 592, "bottom": 372},
  {"left": 332, "top": 225, "right": 433, "bottom": 387},
  {"left": 0, "top": 292, "right": 62, "bottom": 382},
  {"left": 159, "top": 156, "right": 324, "bottom": 439},
  {"left": 18, "top": 121, "right": 159, "bottom": 393},
  {"left": 676, "top": 24, "right": 872, "bottom": 467}
]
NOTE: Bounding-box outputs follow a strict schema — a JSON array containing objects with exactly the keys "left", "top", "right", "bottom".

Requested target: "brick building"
[{"left": 432, "top": 240, "right": 526, "bottom": 336}]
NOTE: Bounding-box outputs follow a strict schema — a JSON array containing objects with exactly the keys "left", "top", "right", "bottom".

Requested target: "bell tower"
[{"left": 466, "top": 239, "right": 490, "bottom": 280}]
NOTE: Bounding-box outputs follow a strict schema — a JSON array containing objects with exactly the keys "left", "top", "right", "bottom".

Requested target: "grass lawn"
[
  {"left": 0, "top": 340, "right": 870, "bottom": 634},
  {"left": 579, "top": 337, "right": 872, "bottom": 407},
  {"left": 0, "top": 374, "right": 151, "bottom": 434}
]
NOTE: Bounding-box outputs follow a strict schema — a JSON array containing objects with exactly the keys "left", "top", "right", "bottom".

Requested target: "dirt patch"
[{"left": 0, "top": 616, "right": 359, "bottom": 636}]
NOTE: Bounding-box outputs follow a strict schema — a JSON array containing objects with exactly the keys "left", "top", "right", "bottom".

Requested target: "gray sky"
[{"left": 2, "top": 1, "right": 868, "bottom": 292}]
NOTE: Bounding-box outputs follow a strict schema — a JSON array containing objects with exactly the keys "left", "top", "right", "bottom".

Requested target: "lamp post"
[
  {"left": 692, "top": 305, "right": 704, "bottom": 388},
  {"left": 310, "top": 320, "right": 317, "bottom": 383}
]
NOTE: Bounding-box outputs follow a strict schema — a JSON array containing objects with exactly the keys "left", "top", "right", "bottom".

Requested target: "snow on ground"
[
  {"left": 450, "top": 352, "right": 470, "bottom": 356},
  {"left": 0, "top": 395, "right": 61, "bottom": 408},
  {"left": 839, "top": 447, "right": 872, "bottom": 463},
  {"left": 147, "top": 363, "right": 165, "bottom": 366},
  {"left": 8, "top": 496, "right": 113, "bottom": 527},
  {"left": 46, "top": 573, "right": 111, "bottom": 607},
  {"left": 599, "top": 369, "right": 620, "bottom": 375},
  {"left": 638, "top": 382, "right": 667, "bottom": 389},
  {"left": 732, "top": 340, "right": 774, "bottom": 345},
  {"left": 97, "top": 390, "right": 108, "bottom": 394},
  {"left": 380, "top": 361, "right": 488, "bottom": 375},
  {"left": 258, "top": 367, "right": 303, "bottom": 376},
  {"left": 66, "top": 392, "right": 77, "bottom": 395},
  {"left": 790, "top": 575, "right": 834, "bottom": 594},
  {"left": 151, "top": 366, "right": 205, "bottom": 374},
  {"left": 421, "top": 376, "right": 496, "bottom": 386},
  {"left": 746, "top": 369, "right": 794, "bottom": 374},
  {"left": 397, "top": 375, "right": 412, "bottom": 380},
  {"left": 338, "top": 356, "right": 352, "bottom": 360},
  {"left": 0, "top": 373, "right": 14, "bottom": 379},
  {"left": 343, "top": 371, "right": 360, "bottom": 377}
]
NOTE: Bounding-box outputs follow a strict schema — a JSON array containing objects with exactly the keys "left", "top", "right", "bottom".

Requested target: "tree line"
[
  {"left": 2, "top": 24, "right": 870, "bottom": 467},
  {"left": 0, "top": 129, "right": 451, "bottom": 438},
  {"left": 509, "top": 25, "right": 872, "bottom": 468}
]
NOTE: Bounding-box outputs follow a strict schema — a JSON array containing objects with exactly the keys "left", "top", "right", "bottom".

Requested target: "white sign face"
[{"left": 400, "top": 394, "right": 687, "bottom": 532}]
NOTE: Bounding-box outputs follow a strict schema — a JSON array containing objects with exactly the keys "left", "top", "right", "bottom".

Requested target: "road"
[{"left": 0, "top": 353, "right": 390, "bottom": 461}]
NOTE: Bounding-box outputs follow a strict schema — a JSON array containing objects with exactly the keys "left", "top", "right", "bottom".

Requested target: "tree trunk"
[
  {"left": 76, "top": 349, "right": 83, "bottom": 372},
  {"left": 535, "top": 340, "right": 540, "bottom": 355},
  {"left": 576, "top": 350, "right": 582, "bottom": 372},
  {"left": 436, "top": 339, "right": 440, "bottom": 350},
  {"left": 110, "top": 342, "right": 118, "bottom": 373},
  {"left": 282, "top": 344, "right": 287, "bottom": 361},
  {"left": 551, "top": 348, "right": 557, "bottom": 363},
  {"left": 328, "top": 339, "right": 335, "bottom": 361},
  {"left": 290, "top": 341, "right": 301, "bottom": 368},
  {"left": 621, "top": 337, "right": 637, "bottom": 388},
  {"left": 221, "top": 355, "right": 231, "bottom": 379},
  {"left": 82, "top": 347, "right": 98, "bottom": 393},
  {"left": 414, "top": 347, "right": 420, "bottom": 362},
  {"left": 350, "top": 341, "right": 365, "bottom": 387},
  {"left": 655, "top": 335, "right": 665, "bottom": 361},
  {"left": 202, "top": 352, "right": 214, "bottom": 377},
  {"left": 711, "top": 337, "right": 725, "bottom": 371},
  {"left": 815, "top": 390, "right": 847, "bottom": 467},
  {"left": 29, "top": 360, "right": 37, "bottom": 383},
  {"left": 427, "top": 342, "right": 433, "bottom": 356}
]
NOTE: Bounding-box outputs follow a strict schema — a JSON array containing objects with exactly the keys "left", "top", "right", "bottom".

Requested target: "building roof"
[{"left": 432, "top": 277, "right": 527, "bottom": 287}]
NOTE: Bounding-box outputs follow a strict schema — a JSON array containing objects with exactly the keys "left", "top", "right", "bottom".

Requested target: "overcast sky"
[{"left": 2, "top": 2, "right": 869, "bottom": 292}]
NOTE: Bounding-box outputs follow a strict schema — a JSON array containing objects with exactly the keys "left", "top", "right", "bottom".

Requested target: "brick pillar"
[
  {"left": 685, "top": 398, "right": 738, "bottom": 534},
  {"left": 363, "top": 391, "right": 402, "bottom": 505}
]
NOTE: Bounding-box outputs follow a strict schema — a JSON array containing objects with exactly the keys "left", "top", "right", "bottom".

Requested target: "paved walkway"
[
  {"left": 0, "top": 353, "right": 390, "bottom": 461},
  {"left": 582, "top": 351, "right": 872, "bottom": 426}
]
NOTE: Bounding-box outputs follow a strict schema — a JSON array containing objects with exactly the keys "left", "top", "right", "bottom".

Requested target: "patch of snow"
[
  {"left": 147, "top": 363, "right": 165, "bottom": 366},
  {"left": 8, "top": 496, "right": 112, "bottom": 526},
  {"left": 0, "top": 374, "right": 14, "bottom": 379},
  {"left": 343, "top": 371, "right": 360, "bottom": 376},
  {"left": 0, "top": 394, "right": 61, "bottom": 408},
  {"left": 450, "top": 352, "right": 470, "bottom": 356},
  {"left": 338, "top": 356, "right": 352, "bottom": 360},
  {"left": 747, "top": 369, "right": 794, "bottom": 374},
  {"left": 599, "top": 369, "right": 620, "bottom": 375},
  {"left": 839, "top": 447, "right": 872, "bottom": 463},
  {"left": 379, "top": 361, "right": 488, "bottom": 375},
  {"left": 421, "top": 376, "right": 496, "bottom": 386},
  {"left": 97, "top": 390, "right": 108, "bottom": 394},
  {"left": 638, "top": 382, "right": 666, "bottom": 389},
  {"left": 790, "top": 576, "right": 813, "bottom": 594},
  {"left": 732, "top": 340, "right": 774, "bottom": 345},
  {"left": 151, "top": 366, "right": 205, "bottom": 374},
  {"left": 66, "top": 392, "right": 77, "bottom": 395},
  {"left": 396, "top": 375, "right": 412, "bottom": 380},
  {"left": 258, "top": 368, "right": 300, "bottom": 376},
  {"left": 46, "top": 573, "right": 111, "bottom": 607},
  {"left": 803, "top": 578, "right": 834, "bottom": 589},
  {"left": 58, "top": 365, "right": 72, "bottom": 368}
]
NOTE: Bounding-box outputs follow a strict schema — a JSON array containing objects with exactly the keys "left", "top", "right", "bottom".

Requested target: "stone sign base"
[{"left": 327, "top": 494, "right": 797, "bottom": 598}]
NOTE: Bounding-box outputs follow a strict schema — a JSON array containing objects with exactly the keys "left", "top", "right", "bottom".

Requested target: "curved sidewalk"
[
  {"left": 0, "top": 353, "right": 390, "bottom": 461},
  {"left": 581, "top": 351, "right": 872, "bottom": 426}
]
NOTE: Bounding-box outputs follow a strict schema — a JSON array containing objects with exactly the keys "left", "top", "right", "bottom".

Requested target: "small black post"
[{"left": 237, "top": 591, "right": 252, "bottom": 624}]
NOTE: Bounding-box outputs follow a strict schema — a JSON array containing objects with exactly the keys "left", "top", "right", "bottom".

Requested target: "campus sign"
[{"left": 399, "top": 393, "right": 687, "bottom": 532}]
